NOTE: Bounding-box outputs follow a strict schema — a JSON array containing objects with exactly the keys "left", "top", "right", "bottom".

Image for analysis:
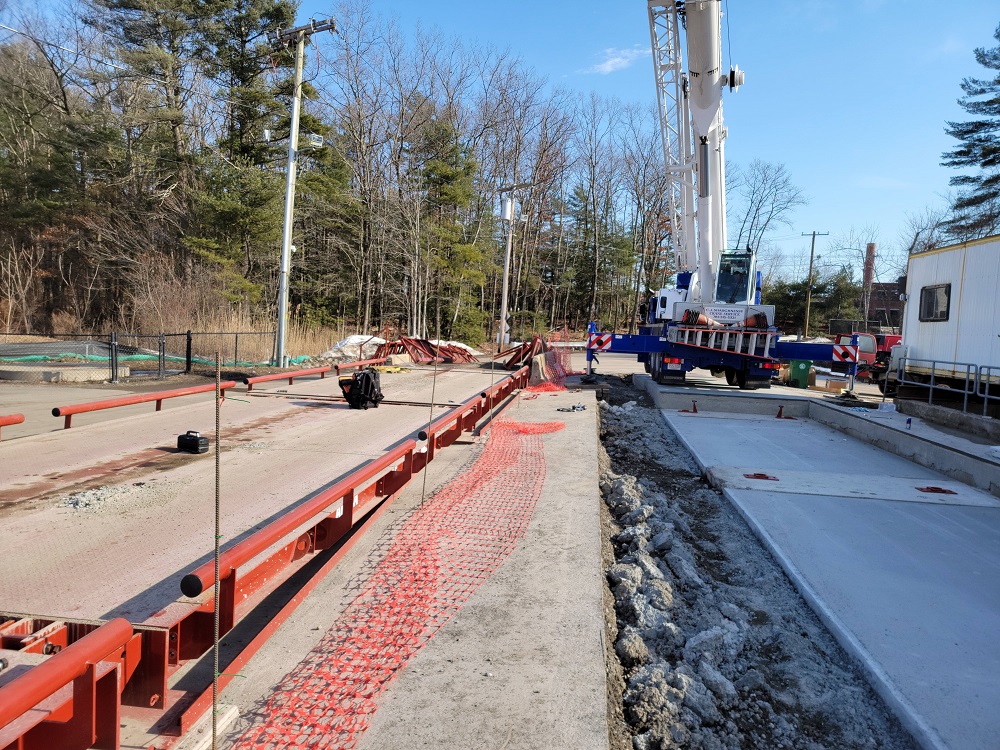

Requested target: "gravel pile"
[{"left": 598, "top": 386, "right": 916, "bottom": 750}]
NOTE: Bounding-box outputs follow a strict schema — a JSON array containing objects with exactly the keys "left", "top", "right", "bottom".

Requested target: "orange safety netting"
[{"left": 234, "top": 417, "right": 564, "bottom": 749}]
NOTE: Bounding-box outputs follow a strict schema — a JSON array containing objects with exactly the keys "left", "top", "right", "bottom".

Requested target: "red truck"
[{"left": 832, "top": 332, "right": 902, "bottom": 391}]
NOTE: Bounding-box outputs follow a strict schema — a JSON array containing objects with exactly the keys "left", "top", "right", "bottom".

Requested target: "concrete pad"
[
  {"left": 357, "top": 393, "right": 607, "bottom": 750},
  {"left": 665, "top": 411, "right": 940, "bottom": 477},
  {"left": 214, "top": 389, "right": 609, "bottom": 750},
  {"left": 0, "top": 368, "right": 519, "bottom": 622},
  {"left": 652, "top": 385, "right": 1000, "bottom": 750},
  {"left": 726, "top": 489, "right": 1000, "bottom": 750},
  {"left": 707, "top": 466, "right": 1000, "bottom": 508}
]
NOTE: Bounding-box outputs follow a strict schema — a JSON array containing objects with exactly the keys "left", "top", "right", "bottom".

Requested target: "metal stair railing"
[{"left": 674, "top": 326, "right": 776, "bottom": 358}]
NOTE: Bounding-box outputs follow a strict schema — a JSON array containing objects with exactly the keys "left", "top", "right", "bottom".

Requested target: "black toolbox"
[{"left": 177, "top": 430, "right": 209, "bottom": 454}]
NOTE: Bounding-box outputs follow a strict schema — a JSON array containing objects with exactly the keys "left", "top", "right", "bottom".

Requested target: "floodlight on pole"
[{"left": 274, "top": 18, "right": 335, "bottom": 367}]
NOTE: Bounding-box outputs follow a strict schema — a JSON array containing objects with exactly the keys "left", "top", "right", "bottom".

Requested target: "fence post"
[
  {"left": 186, "top": 330, "right": 193, "bottom": 373},
  {"left": 110, "top": 332, "right": 119, "bottom": 383},
  {"left": 234, "top": 332, "right": 239, "bottom": 368},
  {"left": 158, "top": 334, "right": 166, "bottom": 380}
]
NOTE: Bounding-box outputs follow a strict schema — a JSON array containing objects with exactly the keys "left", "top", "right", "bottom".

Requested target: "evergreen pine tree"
[{"left": 942, "top": 23, "right": 1000, "bottom": 240}]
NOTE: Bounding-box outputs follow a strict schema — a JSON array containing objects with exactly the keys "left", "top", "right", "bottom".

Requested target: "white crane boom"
[{"left": 647, "top": 0, "right": 751, "bottom": 314}]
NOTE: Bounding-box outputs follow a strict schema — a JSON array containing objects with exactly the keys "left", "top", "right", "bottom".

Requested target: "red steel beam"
[
  {"left": 0, "top": 413, "right": 24, "bottom": 440},
  {"left": 51, "top": 382, "right": 237, "bottom": 429},
  {"left": 0, "top": 618, "right": 133, "bottom": 731},
  {"left": 175, "top": 489, "right": 400, "bottom": 734},
  {"left": 334, "top": 358, "right": 387, "bottom": 373},
  {"left": 180, "top": 366, "right": 529, "bottom": 601},
  {"left": 180, "top": 438, "right": 417, "bottom": 598},
  {"left": 242, "top": 366, "right": 331, "bottom": 392}
]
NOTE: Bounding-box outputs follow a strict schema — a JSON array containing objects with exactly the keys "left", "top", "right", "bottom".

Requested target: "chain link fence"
[
  {"left": 0, "top": 333, "right": 114, "bottom": 383},
  {"left": 0, "top": 330, "right": 277, "bottom": 384}
]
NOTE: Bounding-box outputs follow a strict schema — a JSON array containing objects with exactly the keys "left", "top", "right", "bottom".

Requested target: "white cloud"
[{"left": 582, "top": 46, "right": 650, "bottom": 75}]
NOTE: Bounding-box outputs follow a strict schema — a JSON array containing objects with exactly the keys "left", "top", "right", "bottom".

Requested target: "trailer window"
[{"left": 918, "top": 284, "right": 950, "bottom": 322}]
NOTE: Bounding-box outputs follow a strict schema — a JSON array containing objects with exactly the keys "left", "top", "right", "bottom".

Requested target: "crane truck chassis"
[{"left": 586, "top": 308, "right": 836, "bottom": 390}]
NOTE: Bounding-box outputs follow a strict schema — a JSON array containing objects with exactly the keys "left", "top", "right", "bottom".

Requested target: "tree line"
[
  {"left": 1, "top": 1, "right": 996, "bottom": 343},
  {"left": 0, "top": 0, "right": 678, "bottom": 341}
]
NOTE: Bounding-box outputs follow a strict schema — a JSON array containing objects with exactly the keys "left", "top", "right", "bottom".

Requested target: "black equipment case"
[
  {"left": 177, "top": 430, "right": 209, "bottom": 454},
  {"left": 338, "top": 367, "right": 384, "bottom": 409}
]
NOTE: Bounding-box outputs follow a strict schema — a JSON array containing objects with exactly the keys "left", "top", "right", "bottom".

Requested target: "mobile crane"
[{"left": 586, "top": 1, "right": 834, "bottom": 389}]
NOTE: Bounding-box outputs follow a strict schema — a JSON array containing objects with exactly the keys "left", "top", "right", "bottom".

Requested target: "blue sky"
[{"left": 302, "top": 0, "right": 999, "bottom": 278}]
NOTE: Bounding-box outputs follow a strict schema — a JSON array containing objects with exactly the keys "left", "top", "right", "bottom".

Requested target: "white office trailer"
[{"left": 898, "top": 234, "right": 1000, "bottom": 384}]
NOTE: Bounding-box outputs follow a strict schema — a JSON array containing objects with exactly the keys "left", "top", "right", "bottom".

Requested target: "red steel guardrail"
[
  {"left": 0, "top": 618, "right": 133, "bottom": 732},
  {"left": 0, "top": 412, "right": 24, "bottom": 440},
  {"left": 243, "top": 366, "right": 332, "bottom": 392},
  {"left": 334, "top": 357, "right": 388, "bottom": 373},
  {"left": 51, "top": 382, "right": 238, "bottom": 428},
  {"left": 180, "top": 366, "right": 529, "bottom": 601},
  {"left": 171, "top": 366, "right": 528, "bottom": 733}
]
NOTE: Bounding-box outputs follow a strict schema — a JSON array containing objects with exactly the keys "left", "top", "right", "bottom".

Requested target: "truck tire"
[{"left": 725, "top": 368, "right": 738, "bottom": 386}]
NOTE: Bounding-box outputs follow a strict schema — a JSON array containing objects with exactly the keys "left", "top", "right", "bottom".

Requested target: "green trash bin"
[{"left": 788, "top": 360, "right": 813, "bottom": 388}]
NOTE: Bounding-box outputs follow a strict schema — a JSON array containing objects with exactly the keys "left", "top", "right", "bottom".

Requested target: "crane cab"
[{"left": 714, "top": 249, "right": 757, "bottom": 305}]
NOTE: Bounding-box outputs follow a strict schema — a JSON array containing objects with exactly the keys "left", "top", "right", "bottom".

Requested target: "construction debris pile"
[{"left": 375, "top": 337, "right": 479, "bottom": 364}]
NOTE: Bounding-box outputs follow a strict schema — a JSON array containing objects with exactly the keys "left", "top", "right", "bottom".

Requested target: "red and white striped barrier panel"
[
  {"left": 587, "top": 333, "right": 612, "bottom": 351},
  {"left": 833, "top": 345, "right": 858, "bottom": 363}
]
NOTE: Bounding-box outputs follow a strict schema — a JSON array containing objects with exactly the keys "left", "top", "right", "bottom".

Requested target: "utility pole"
[
  {"left": 802, "top": 231, "right": 829, "bottom": 338},
  {"left": 273, "top": 18, "right": 335, "bottom": 366}
]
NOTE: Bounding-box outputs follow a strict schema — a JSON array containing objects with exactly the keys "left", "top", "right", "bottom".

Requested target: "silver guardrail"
[
  {"left": 976, "top": 365, "right": 1000, "bottom": 417},
  {"left": 896, "top": 357, "right": 978, "bottom": 412}
]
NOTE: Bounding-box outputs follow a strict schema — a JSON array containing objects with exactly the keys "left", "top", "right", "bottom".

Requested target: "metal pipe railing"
[
  {"left": 0, "top": 412, "right": 24, "bottom": 440},
  {"left": 334, "top": 358, "right": 388, "bottom": 373},
  {"left": 0, "top": 618, "right": 132, "bottom": 730},
  {"left": 52, "top": 382, "right": 237, "bottom": 428},
  {"left": 976, "top": 365, "right": 1000, "bottom": 417},
  {"left": 243, "top": 366, "right": 331, "bottom": 392},
  {"left": 896, "top": 357, "right": 977, "bottom": 412}
]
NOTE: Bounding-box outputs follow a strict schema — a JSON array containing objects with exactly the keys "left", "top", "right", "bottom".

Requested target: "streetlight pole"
[
  {"left": 273, "top": 19, "right": 335, "bottom": 367},
  {"left": 802, "top": 230, "right": 828, "bottom": 338},
  {"left": 498, "top": 196, "right": 515, "bottom": 352},
  {"left": 495, "top": 181, "right": 536, "bottom": 352}
]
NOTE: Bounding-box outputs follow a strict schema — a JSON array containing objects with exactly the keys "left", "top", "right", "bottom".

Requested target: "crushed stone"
[{"left": 598, "top": 381, "right": 917, "bottom": 750}]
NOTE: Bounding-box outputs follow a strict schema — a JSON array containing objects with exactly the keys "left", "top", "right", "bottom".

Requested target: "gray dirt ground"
[{"left": 596, "top": 375, "right": 918, "bottom": 750}]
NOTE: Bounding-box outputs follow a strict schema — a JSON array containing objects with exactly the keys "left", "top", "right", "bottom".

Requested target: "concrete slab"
[
  {"left": 213, "top": 388, "right": 609, "bottom": 750},
  {"left": 727, "top": 490, "right": 1000, "bottom": 750},
  {"left": 648, "top": 382, "right": 1000, "bottom": 750},
  {"left": 0, "top": 368, "right": 518, "bottom": 622},
  {"left": 0, "top": 363, "right": 127, "bottom": 383}
]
